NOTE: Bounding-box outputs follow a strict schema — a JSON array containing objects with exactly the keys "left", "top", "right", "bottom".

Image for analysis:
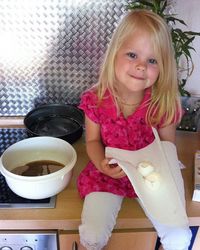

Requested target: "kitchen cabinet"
[
  {"left": 59, "top": 229, "right": 157, "bottom": 250},
  {"left": 1, "top": 119, "right": 200, "bottom": 249}
]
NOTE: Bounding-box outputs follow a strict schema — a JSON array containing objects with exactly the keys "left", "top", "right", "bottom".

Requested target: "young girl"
[{"left": 77, "top": 9, "right": 192, "bottom": 250}]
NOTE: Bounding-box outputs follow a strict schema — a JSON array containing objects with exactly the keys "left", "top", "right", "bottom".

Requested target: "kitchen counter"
[{"left": 0, "top": 126, "right": 200, "bottom": 231}]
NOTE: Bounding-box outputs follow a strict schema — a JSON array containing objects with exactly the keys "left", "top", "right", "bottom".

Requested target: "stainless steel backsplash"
[{"left": 0, "top": 0, "right": 127, "bottom": 115}]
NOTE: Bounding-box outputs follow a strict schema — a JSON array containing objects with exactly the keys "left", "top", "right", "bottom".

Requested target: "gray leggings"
[{"left": 79, "top": 192, "right": 192, "bottom": 250}]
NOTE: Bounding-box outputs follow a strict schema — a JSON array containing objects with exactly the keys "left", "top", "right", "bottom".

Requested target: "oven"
[
  {"left": 0, "top": 128, "right": 59, "bottom": 250},
  {"left": 0, "top": 230, "right": 58, "bottom": 250}
]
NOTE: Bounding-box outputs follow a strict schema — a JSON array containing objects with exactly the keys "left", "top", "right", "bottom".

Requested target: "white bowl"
[{"left": 0, "top": 136, "right": 77, "bottom": 199}]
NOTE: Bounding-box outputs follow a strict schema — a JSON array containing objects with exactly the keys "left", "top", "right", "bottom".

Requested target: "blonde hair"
[{"left": 96, "top": 9, "right": 181, "bottom": 126}]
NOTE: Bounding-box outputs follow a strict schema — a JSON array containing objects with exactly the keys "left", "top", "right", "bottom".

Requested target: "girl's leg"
[
  {"left": 152, "top": 219, "right": 192, "bottom": 250},
  {"left": 137, "top": 199, "right": 192, "bottom": 250},
  {"left": 79, "top": 192, "right": 123, "bottom": 250}
]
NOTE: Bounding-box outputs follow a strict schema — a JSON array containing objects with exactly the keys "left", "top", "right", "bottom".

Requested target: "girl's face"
[{"left": 114, "top": 29, "right": 160, "bottom": 95}]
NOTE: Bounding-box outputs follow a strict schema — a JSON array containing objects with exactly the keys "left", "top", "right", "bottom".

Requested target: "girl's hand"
[{"left": 99, "top": 158, "right": 126, "bottom": 179}]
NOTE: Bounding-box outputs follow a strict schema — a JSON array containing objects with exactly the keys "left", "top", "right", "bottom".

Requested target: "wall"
[
  {"left": 0, "top": 0, "right": 200, "bottom": 116},
  {"left": 175, "top": 0, "right": 200, "bottom": 97},
  {"left": 0, "top": 0, "right": 127, "bottom": 115}
]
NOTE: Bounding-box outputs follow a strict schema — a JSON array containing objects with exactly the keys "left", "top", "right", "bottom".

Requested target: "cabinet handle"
[{"left": 72, "top": 241, "right": 78, "bottom": 250}]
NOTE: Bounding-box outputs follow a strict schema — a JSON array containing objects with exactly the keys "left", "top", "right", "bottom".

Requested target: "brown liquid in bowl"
[{"left": 11, "top": 160, "right": 65, "bottom": 176}]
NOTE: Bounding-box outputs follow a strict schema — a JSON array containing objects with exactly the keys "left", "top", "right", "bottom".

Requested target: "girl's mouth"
[{"left": 129, "top": 74, "right": 146, "bottom": 81}]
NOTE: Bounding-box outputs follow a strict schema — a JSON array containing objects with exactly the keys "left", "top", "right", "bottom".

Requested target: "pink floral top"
[{"left": 77, "top": 88, "right": 159, "bottom": 199}]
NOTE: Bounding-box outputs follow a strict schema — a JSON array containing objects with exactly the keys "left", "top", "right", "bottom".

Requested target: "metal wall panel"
[{"left": 0, "top": 0, "right": 127, "bottom": 115}]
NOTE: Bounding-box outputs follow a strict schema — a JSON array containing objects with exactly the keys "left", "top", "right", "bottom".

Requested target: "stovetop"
[{"left": 0, "top": 128, "right": 56, "bottom": 208}]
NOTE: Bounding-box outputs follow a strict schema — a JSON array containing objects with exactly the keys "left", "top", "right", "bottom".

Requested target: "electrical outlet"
[{"left": 177, "top": 97, "right": 200, "bottom": 132}]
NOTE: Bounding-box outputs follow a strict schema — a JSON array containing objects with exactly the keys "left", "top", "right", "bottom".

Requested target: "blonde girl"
[{"left": 77, "top": 9, "right": 192, "bottom": 250}]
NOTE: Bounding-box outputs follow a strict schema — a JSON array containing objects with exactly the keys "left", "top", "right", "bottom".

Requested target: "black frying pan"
[{"left": 24, "top": 104, "right": 84, "bottom": 144}]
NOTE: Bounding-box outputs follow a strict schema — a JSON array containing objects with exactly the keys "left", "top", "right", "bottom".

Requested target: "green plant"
[{"left": 126, "top": 0, "right": 200, "bottom": 96}]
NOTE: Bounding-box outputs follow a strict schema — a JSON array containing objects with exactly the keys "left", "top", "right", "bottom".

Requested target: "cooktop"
[{"left": 0, "top": 128, "right": 56, "bottom": 208}]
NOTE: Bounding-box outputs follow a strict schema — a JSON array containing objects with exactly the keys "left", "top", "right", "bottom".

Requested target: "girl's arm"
[
  {"left": 157, "top": 123, "right": 177, "bottom": 144},
  {"left": 85, "top": 114, "right": 105, "bottom": 170},
  {"left": 85, "top": 115, "right": 126, "bottom": 179}
]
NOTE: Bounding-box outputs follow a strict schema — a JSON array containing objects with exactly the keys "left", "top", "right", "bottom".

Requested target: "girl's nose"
[{"left": 136, "top": 62, "right": 146, "bottom": 71}]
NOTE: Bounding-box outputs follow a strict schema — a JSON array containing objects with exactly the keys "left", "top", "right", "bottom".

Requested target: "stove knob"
[
  {"left": 0, "top": 247, "right": 13, "bottom": 250},
  {"left": 20, "top": 247, "right": 33, "bottom": 250}
]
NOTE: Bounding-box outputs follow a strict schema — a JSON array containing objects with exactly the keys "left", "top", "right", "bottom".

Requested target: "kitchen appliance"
[
  {"left": 0, "top": 230, "right": 58, "bottom": 250},
  {"left": 192, "top": 150, "right": 200, "bottom": 202},
  {"left": 24, "top": 104, "right": 84, "bottom": 144},
  {"left": 0, "top": 128, "right": 56, "bottom": 208}
]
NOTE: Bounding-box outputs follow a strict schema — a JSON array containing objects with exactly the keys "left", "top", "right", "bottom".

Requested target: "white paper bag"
[{"left": 106, "top": 128, "right": 188, "bottom": 227}]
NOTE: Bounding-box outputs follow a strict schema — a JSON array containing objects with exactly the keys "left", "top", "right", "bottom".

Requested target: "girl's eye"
[
  {"left": 127, "top": 52, "right": 137, "bottom": 59},
  {"left": 148, "top": 58, "right": 157, "bottom": 64}
]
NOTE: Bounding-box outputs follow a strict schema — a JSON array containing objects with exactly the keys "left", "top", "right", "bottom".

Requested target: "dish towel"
[{"left": 106, "top": 128, "right": 188, "bottom": 227}]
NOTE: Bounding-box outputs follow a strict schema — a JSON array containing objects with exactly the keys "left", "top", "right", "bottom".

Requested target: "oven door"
[{"left": 0, "top": 230, "right": 58, "bottom": 250}]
